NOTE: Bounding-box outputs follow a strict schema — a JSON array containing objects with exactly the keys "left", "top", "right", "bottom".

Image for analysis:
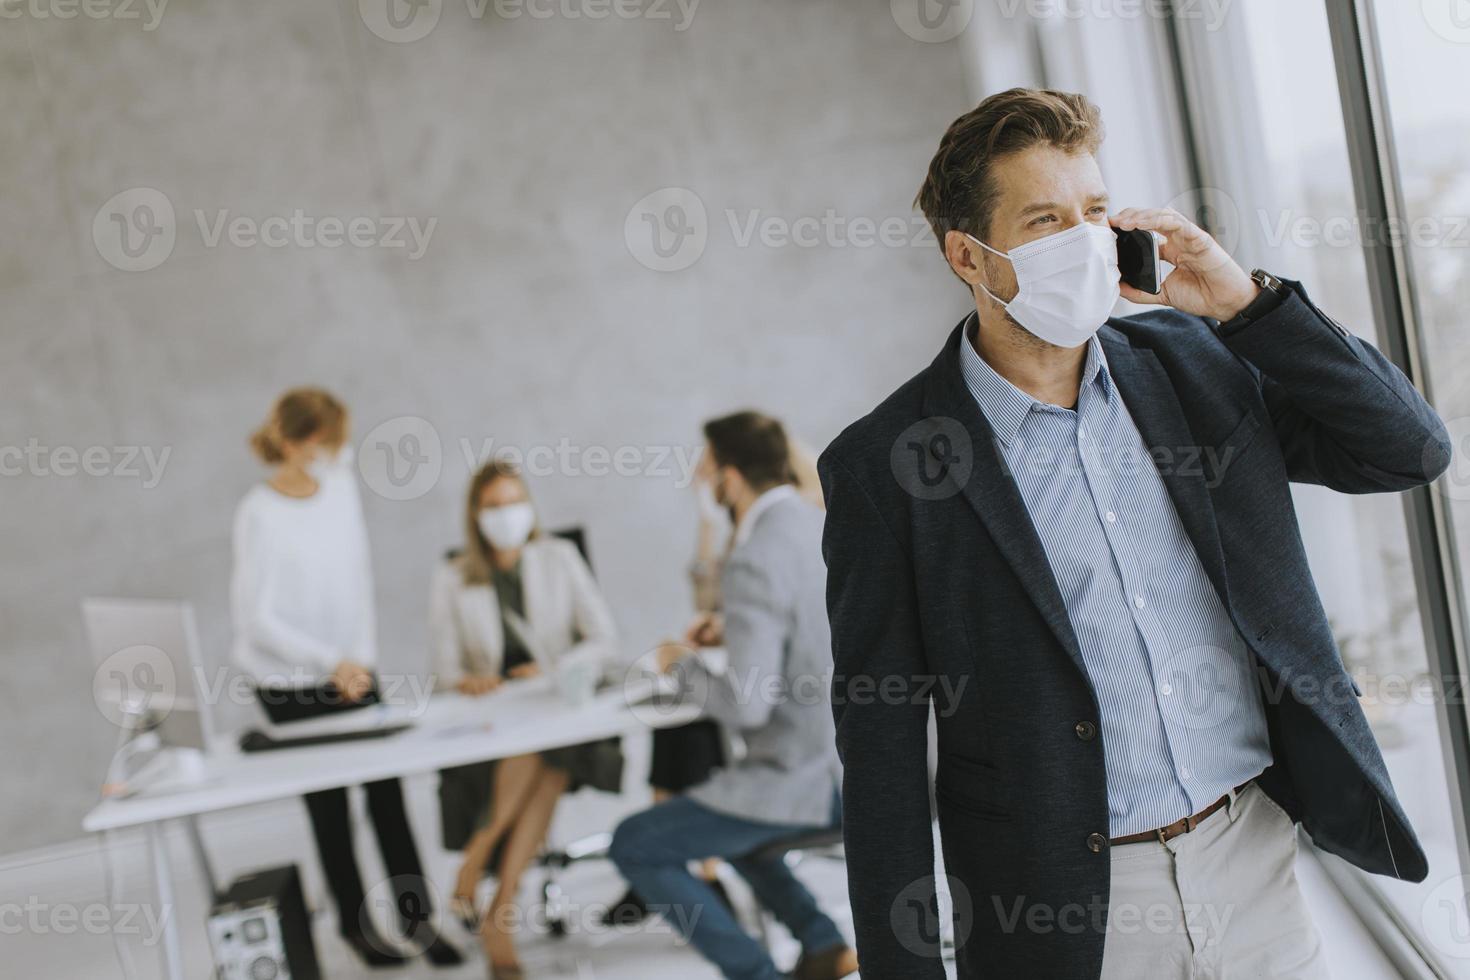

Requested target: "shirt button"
[
  {"left": 1160, "top": 683, "right": 1173, "bottom": 697},
  {"left": 1087, "top": 832, "right": 1108, "bottom": 853},
  {"left": 1106, "top": 511, "right": 1117, "bottom": 523},
  {"left": 1133, "top": 595, "right": 1146, "bottom": 609},
  {"left": 1078, "top": 424, "right": 1088, "bottom": 439},
  {"left": 1074, "top": 720, "right": 1097, "bottom": 741},
  {"left": 1181, "top": 767, "right": 1193, "bottom": 780}
]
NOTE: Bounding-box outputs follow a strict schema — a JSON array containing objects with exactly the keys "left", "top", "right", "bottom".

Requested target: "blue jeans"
[{"left": 609, "top": 793, "right": 847, "bottom": 980}]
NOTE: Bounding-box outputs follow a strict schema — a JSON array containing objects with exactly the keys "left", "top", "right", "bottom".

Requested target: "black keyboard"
[{"left": 238, "top": 725, "right": 412, "bottom": 753}]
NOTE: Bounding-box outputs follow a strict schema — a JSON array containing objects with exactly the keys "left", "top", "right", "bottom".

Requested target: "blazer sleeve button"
[
  {"left": 1087, "top": 832, "right": 1108, "bottom": 853},
  {"left": 1075, "top": 721, "right": 1097, "bottom": 741}
]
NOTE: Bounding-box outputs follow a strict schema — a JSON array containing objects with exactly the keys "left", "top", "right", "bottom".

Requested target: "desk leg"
[
  {"left": 146, "top": 821, "right": 184, "bottom": 980},
  {"left": 184, "top": 814, "right": 220, "bottom": 901}
]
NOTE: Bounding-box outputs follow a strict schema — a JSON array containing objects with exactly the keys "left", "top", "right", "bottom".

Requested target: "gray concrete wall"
[{"left": 0, "top": 0, "right": 972, "bottom": 853}]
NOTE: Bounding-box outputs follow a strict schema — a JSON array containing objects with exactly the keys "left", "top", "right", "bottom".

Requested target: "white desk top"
[{"left": 82, "top": 676, "right": 702, "bottom": 832}]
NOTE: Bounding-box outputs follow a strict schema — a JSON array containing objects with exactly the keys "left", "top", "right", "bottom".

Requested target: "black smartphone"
[{"left": 1115, "top": 227, "right": 1161, "bottom": 294}]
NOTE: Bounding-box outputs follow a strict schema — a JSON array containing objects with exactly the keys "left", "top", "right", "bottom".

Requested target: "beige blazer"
[{"left": 429, "top": 536, "right": 617, "bottom": 690}]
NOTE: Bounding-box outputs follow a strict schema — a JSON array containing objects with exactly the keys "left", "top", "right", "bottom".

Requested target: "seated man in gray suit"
[{"left": 610, "top": 411, "right": 857, "bottom": 980}]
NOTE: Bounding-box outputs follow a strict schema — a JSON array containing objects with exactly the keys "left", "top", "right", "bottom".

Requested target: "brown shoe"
[{"left": 793, "top": 944, "right": 858, "bottom": 980}]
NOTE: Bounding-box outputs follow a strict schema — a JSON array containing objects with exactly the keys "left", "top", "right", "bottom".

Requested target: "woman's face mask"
[
  {"left": 477, "top": 501, "right": 536, "bottom": 551},
  {"left": 304, "top": 444, "right": 353, "bottom": 483},
  {"left": 968, "top": 221, "right": 1121, "bottom": 348}
]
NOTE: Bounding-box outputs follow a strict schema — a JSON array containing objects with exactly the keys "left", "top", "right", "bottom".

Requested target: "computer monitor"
[{"left": 82, "top": 598, "right": 219, "bottom": 755}]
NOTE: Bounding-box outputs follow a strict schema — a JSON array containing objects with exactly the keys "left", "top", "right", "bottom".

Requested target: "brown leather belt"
[{"left": 1111, "top": 783, "right": 1247, "bottom": 847}]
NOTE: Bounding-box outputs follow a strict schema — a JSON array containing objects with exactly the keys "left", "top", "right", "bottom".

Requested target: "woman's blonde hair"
[
  {"left": 787, "top": 438, "right": 825, "bottom": 511},
  {"left": 250, "top": 387, "right": 348, "bottom": 465},
  {"left": 461, "top": 457, "right": 540, "bottom": 585}
]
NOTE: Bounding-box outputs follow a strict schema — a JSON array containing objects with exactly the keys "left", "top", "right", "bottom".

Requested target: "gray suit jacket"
[{"left": 684, "top": 492, "right": 843, "bottom": 827}]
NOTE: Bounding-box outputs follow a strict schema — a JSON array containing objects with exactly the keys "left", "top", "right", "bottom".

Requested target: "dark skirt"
[
  {"left": 542, "top": 736, "right": 624, "bottom": 793},
  {"left": 649, "top": 719, "right": 726, "bottom": 793},
  {"left": 438, "top": 737, "right": 624, "bottom": 851}
]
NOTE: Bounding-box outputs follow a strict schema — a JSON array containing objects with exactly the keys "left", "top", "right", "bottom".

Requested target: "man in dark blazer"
[{"left": 820, "top": 87, "right": 1452, "bottom": 979}]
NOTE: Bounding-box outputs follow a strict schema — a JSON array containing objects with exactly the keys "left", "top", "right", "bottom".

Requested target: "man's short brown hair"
[
  {"left": 704, "top": 411, "right": 794, "bottom": 493},
  {"left": 915, "top": 88, "right": 1104, "bottom": 249}
]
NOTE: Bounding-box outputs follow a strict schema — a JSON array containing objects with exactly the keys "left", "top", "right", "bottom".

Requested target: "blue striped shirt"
[{"left": 960, "top": 316, "right": 1271, "bottom": 837}]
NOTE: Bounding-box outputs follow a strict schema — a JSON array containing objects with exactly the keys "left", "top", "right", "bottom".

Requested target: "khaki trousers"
[{"left": 1101, "top": 782, "right": 1331, "bottom": 979}]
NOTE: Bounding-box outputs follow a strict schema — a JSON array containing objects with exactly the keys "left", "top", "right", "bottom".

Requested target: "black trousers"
[{"left": 257, "top": 685, "right": 436, "bottom": 940}]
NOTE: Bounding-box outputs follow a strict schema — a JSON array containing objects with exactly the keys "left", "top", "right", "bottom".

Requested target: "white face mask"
[
  {"left": 304, "top": 445, "right": 353, "bottom": 483},
  {"left": 477, "top": 502, "right": 536, "bottom": 551},
  {"left": 695, "top": 480, "right": 729, "bottom": 525},
  {"left": 968, "top": 222, "right": 1121, "bottom": 348}
]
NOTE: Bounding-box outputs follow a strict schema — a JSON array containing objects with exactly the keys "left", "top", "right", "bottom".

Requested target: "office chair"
[
  {"left": 739, "top": 826, "right": 847, "bottom": 953},
  {"left": 741, "top": 823, "right": 956, "bottom": 967}
]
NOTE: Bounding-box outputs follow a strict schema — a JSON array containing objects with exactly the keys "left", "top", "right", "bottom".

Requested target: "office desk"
[{"left": 82, "top": 676, "right": 703, "bottom": 980}]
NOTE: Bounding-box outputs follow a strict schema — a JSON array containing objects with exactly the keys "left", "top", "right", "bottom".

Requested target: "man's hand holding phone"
[{"left": 1111, "top": 207, "right": 1260, "bottom": 322}]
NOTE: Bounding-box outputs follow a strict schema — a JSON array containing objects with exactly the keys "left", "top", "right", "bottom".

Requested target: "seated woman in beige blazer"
[{"left": 430, "top": 457, "right": 619, "bottom": 979}]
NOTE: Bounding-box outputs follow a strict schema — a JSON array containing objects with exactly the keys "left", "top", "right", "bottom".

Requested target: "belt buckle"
[{"left": 1155, "top": 826, "right": 1168, "bottom": 845}]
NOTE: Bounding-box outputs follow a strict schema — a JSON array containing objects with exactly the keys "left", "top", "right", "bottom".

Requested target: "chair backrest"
[{"left": 443, "top": 525, "right": 592, "bottom": 575}]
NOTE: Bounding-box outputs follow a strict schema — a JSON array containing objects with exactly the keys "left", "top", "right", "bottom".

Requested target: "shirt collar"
[
  {"left": 958, "top": 312, "right": 1113, "bottom": 447},
  {"left": 733, "top": 484, "right": 798, "bottom": 548}
]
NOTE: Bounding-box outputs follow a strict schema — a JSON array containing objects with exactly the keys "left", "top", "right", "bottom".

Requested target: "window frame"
[{"left": 1168, "top": 0, "right": 1470, "bottom": 973}]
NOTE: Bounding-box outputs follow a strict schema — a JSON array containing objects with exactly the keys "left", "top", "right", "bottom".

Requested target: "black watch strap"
[{"left": 1219, "top": 269, "right": 1287, "bottom": 334}]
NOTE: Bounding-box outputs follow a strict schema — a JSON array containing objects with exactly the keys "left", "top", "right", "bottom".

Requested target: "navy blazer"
[{"left": 819, "top": 281, "right": 1452, "bottom": 980}]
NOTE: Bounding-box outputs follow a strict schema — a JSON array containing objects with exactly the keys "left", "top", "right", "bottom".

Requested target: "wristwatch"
[{"left": 1218, "top": 269, "right": 1287, "bottom": 334}]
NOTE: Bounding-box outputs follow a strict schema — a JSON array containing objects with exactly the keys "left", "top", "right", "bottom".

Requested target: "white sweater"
[{"left": 230, "top": 469, "right": 377, "bottom": 687}]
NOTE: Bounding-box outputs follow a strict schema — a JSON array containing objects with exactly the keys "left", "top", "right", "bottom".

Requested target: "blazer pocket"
[
  {"left": 935, "top": 752, "right": 1012, "bottom": 822},
  {"left": 1204, "top": 410, "right": 1263, "bottom": 486}
]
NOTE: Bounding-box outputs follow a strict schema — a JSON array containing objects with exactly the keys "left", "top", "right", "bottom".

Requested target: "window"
[
  {"left": 955, "top": 0, "right": 1470, "bottom": 968},
  {"left": 1174, "top": 0, "right": 1469, "bottom": 970},
  {"left": 1369, "top": 0, "right": 1470, "bottom": 965}
]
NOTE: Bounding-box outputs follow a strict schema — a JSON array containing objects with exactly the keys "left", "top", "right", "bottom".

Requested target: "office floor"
[
  {"left": 1, "top": 771, "right": 1406, "bottom": 979},
  {"left": 0, "top": 774, "right": 847, "bottom": 980}
]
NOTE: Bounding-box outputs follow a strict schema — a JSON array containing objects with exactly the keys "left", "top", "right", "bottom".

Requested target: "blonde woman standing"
[{"left": 231, "top": 387, "right": 461, "bottom": 969}]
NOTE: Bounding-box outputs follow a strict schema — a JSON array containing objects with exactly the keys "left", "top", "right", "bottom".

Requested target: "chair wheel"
[{"left": 548, "top": 918, "right": 567, "bottom": 938}]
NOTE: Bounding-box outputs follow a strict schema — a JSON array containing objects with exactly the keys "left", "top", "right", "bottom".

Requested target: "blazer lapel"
[
  {"left": 459, "top": 585, "right": 503, "bottom": 676},
  {"left": 920, "top": 320, "right": 1089, "bottom": 680},
  {"left": 1098, "top": 329, "right": 1229, "bottom": 601}
]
